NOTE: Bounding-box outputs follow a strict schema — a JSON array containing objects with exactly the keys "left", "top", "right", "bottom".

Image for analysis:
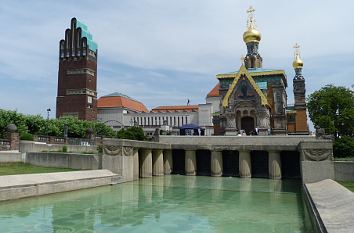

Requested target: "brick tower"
[{"left": 56, "top": 18, "right": 98, "bottom": 120}]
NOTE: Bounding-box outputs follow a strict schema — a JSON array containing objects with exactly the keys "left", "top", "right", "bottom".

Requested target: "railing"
[
  {"left": 0, "top": 139, "right": 10, "bottom": 151},
  {"left": 33, "top": 135, "right": 97, "bottom": 146}
]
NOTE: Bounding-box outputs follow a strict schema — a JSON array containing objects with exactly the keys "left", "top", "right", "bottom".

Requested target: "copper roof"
[
  {"left": 207, "top": 83, "right": 220, "bottom": 97},
  {"left": 97, "top": 93, "right": 148, "bottom": 113},
  {"left": 151, "top": 105, "right": 199, "bottom": 113}
]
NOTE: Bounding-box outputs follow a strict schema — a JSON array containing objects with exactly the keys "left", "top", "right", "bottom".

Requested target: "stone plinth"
[
  {"left": 152, "top": 149, "right": 164, "bottom": 176},
  {"left": 163, "top": 150, "right": 173, "bottom": 175},
  {"left": 211, "top": 150, "right": 223, "bottom": 177},
  {"left": 239, "top": 150, "right": 251, "bottom": 178},
  {"left": 140, "top": 149, "right": 152, "bottom": 178},
  {"left": 268, "top": 151, "right": 281, "bottom": 179},
  {"left": 185, "top": 150, "right": 196, "bottom": 176}
]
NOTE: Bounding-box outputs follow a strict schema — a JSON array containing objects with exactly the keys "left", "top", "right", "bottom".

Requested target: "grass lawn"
[
  {"left": 334, "top": 157, "right": 354, "bottom": 161},
  {"left": 339, "top": 181, "right": 354, "bottom": 192},
  {"left": 0, "top": 162, "right": 77, "bottom": 176}
]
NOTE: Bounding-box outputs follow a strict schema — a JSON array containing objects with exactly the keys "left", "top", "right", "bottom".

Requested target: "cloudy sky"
[{"left": 0, "top": 0, "right": 353, "bottom": 119}]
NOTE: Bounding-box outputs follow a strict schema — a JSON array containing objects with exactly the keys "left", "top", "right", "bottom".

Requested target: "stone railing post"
[
  {"left": 185, "top": 150, "right": 197, "bottom": 176},
  {"left": 7, "top": 124, "right": 19, "bottom": 151},
  {"left": 140, "top": 149, "right": 152, "bottom": 178},
  {"left": 239, "top": 150, "right": 251, "bottom": 178},
  {"left": 211, "top": 150, "right": 223, "bottom": 177},
  {"left": 163, "top": 149, "right": 173, "bottom": 175},
  {"left": 152, "top": 149, "right": 164, "bottom": 176},
  {"left": 268, "top": 151, "right": 282, "bottom": 179}
]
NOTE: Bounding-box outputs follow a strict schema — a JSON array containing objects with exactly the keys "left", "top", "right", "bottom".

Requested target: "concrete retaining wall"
[
  {"left": 26, "top": 152, "right": 101, "bottom": 170},
  {"left": 0, "top": 151, "right": 23, "bottom": 162},
  {"left": 20, "top": 141, "right": 97, "bottom": 154},
  {"left": 334, "top": 161, "right": 354, "bottom": 181}
]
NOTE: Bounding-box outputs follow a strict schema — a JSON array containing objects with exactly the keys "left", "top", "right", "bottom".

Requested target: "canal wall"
[
  {"left": 0, "top": 170, "right": 122, "bottom": 201},
  {"left": 304, "top": 179, "right": 354, "bottom": 232}
]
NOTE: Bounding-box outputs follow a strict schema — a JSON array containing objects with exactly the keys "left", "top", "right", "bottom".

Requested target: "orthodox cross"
[
  {"left": 246, "top": 6, "right": 256, "bottom": 29},
  {"left": 293, "top": 43, "right": 301, "bottom": 59}
]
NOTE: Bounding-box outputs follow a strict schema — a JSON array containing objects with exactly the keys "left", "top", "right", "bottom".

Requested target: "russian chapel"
[{"left": 214, "top": 7, "right": 309, "bottom": 135}]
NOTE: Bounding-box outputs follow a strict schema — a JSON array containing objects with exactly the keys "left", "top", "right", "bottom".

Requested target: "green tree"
[
  {"left": 307, "top": 85, "right": 354, "bottom": 157},
  {"left": 307, "top": 85, "right": 354, "bottom": 138}
]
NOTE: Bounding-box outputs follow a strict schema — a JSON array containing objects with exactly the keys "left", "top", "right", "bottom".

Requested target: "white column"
[
  {"left": 211, "top": 150, "right": 223, "bottom": 177},
  {"left": 163, "top": 150, "right": 173, "bottom": 175},
  {"left": 185, "top": 150, "right": 196, "bottom": 176},
  {"left": 152, "top": 149, "right": 164, "bottom": 176},
  {"left": 140, "top": 149, "right": 152, "bottom": 178},
  {"left": 239, "top": 150, "right": 251, "bottom": 178},
  {"left": 133, "top": 148, "right": 139, "bottom": 180},
  {"left": 268, "top": 151, "right": 282, "bottom": 179}
]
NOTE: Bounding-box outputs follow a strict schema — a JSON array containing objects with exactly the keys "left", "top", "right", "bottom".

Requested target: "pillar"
[
  {"left": 133, "top": 148, "right": 139, "bottom": 180},
  {"left": 152, "top": 149, "right": 164, "bottom": 176},
  {"left": 163, "top": 150, "right": 173, "bottom": 175},
  {"left": 268, "top": 151, "right": 281, "bottom": 179},
  {"left": 239, "top": 150, "right": 251, "bottom": 178},
  {"left": 211, "top": 150, "right": 223, "bottom": 177},
  {"left": 185, "top": 150, "right": 196, "bottom": 176},
  {"left": 140, "top": 149, "right": 152, "bottom": 178}
]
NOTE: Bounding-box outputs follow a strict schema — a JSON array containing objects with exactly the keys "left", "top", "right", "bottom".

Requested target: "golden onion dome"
[
  {"left": 292, "top": 43, "right": 303, "bottom": 68},
  {"left": 243, "top": 28, "right": 261, "bottom": 43},
  {"left": 292, "top": 57, "right": 303, "bottom": 68}
]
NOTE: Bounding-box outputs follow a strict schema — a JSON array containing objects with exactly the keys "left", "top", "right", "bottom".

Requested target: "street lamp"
[{"left": 46, "top": 108, "right": 51, "bottom": 120}]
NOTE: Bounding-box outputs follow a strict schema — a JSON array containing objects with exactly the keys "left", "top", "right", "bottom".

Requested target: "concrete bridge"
[{"left": 102, "top": 135, "right": 333, "bottom": 183}]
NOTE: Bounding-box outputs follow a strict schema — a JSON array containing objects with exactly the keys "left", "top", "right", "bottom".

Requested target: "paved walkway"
[
  {"left": 306, "top": 179, "right": 354, "bottom": 233},
  {"left": 0, "top": 170, "right": 122, "bottom": 201}
]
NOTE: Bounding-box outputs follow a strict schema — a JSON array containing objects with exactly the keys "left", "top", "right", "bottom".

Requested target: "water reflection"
[{"left": 0, "top": 176, "right": 313, "bottom": 233}]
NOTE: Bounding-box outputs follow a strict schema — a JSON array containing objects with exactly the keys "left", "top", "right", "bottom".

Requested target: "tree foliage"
[
  {"left": 307, "top": 85, "right": 354, "bottom": 157},
  {"left": 0, "top": 109, "right": 115, "bottom": 139},
  {"left": 117, "top": 126, "right": 146, "bottom": 141},
  {"left": 307, "top": 85, "right": 354, "bottom": 138}
]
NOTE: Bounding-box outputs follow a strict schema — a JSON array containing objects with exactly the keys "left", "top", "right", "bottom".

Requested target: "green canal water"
[{"left": 0, "top": 176, "right": 313, "bottom": 233}]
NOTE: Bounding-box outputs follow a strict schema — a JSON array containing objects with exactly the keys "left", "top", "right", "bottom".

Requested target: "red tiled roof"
[
  {"left": 151, "top": 105, "right": 199, "bottom": 113},
  {"left": 97, "top": 95, "right": 148, "bottom": 113},
  {"left": 207, "top": 83, "right": 220, "bottom": 97}
]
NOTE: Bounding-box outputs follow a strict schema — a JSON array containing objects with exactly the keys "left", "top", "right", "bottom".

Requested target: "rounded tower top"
[
  {"left": 243, "top": 6, "right": 261, "bottom": 43},
  {"left": 292, "top": 43, "right": 304, "bottom": 69}
]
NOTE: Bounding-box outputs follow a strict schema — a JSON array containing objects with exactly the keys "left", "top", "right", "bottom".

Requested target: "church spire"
[
  {"left": 243, "top": 6, "right": 262, "bottom": 69},
  {"left": 293, "top": 43, "right": 306, "bottom": 109},
  {"left": 293, "top": 43, "right": 304, "bottom": 80}
]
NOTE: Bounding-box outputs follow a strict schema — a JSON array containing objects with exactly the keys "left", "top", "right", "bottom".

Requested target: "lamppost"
[
  {"left": 46, "top": 108, "right": 51, "bottom": 138},
  {"left": 46, "top": 108, "right": 51, "bottom": 120}
]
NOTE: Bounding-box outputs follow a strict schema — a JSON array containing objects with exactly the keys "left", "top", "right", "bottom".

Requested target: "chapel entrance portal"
[{"left": 241, "top": 116, "right": 255, "bottom": 135}]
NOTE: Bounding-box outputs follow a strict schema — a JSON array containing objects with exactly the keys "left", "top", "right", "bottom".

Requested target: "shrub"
[
  {"left": 333, "top": 136, "right": 354, "bottom": 158},
  {"left": 20, "top": 132, "right": 33, "bottom": 141}
]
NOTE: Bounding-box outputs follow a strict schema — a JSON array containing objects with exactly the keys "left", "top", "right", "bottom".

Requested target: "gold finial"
[
  {"left": 293, "top": 43, "right": 304, "bottom": 68},
  {"left": 246, "top": 6, "right": 256, "bottom": 30}
]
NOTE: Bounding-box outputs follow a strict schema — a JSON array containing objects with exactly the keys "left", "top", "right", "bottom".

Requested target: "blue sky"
[{"left": 0, "top": 0, "right": 353, "bottom": 119}]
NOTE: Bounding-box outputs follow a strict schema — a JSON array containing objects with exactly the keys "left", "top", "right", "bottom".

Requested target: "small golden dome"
[
  {"left": 243, "top": 28, "right": 261, "bottom": 43},
  {"left": 292, "top": 57, "right": 303, "bottom": 68},
  {"left": 292, "top": 43, "right": 303, "bottom": 68}
]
